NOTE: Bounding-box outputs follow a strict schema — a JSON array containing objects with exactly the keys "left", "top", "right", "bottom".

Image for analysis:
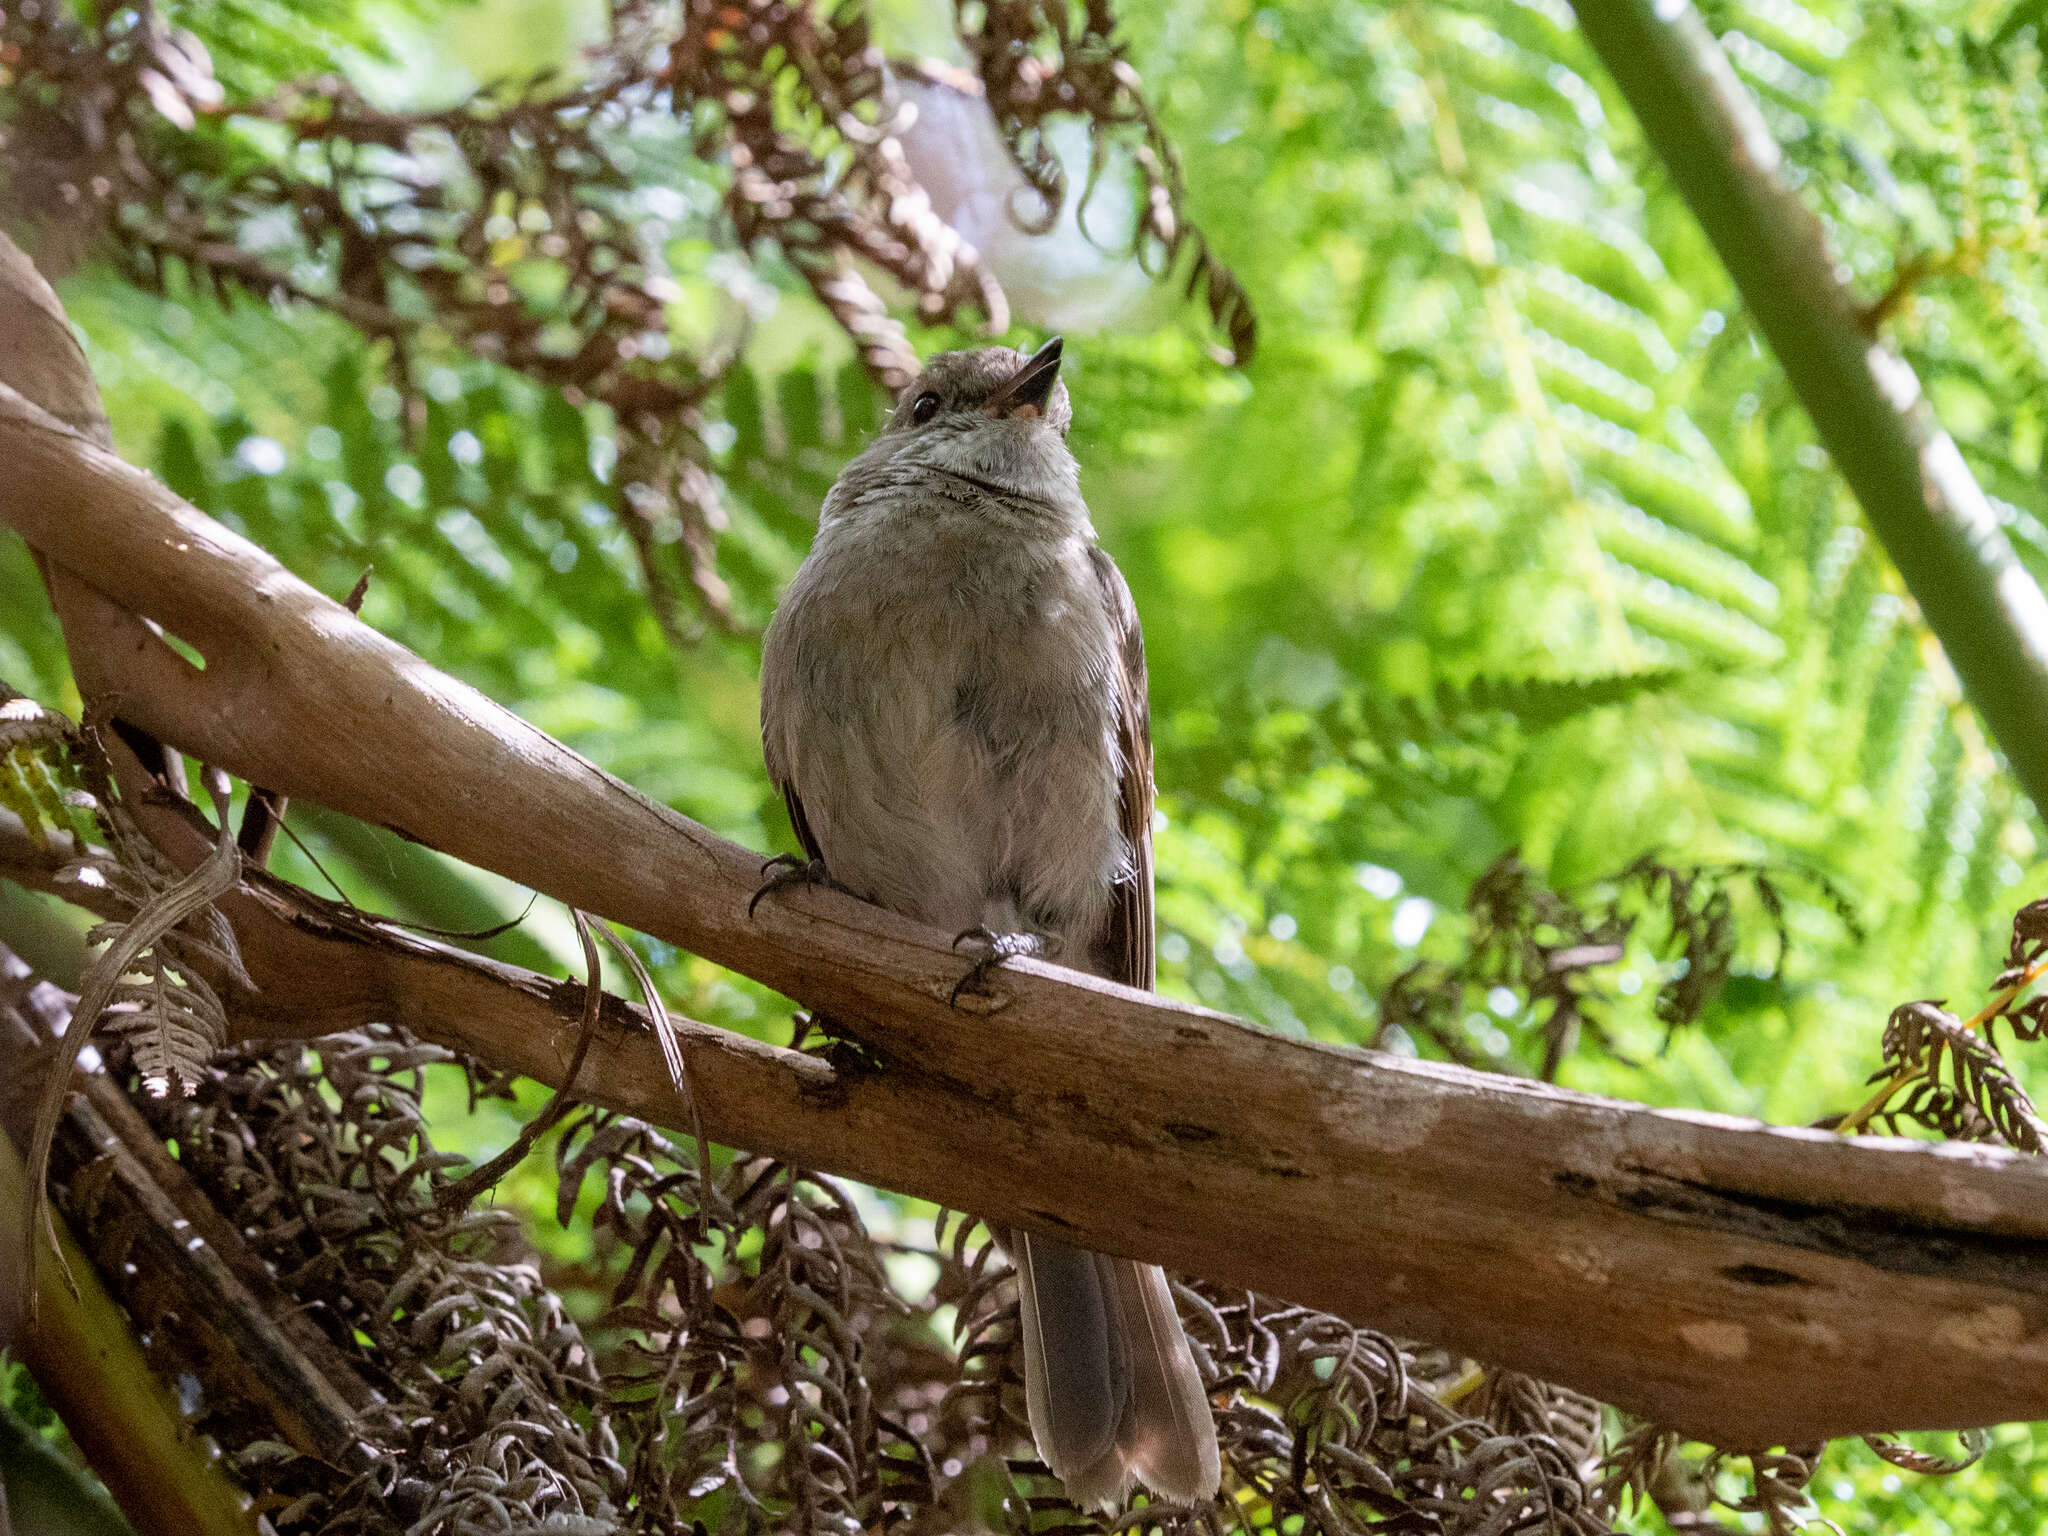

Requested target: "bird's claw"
[
  {"left": 750, "top": 854, "right": 835, "bottom": 917},
  {"left": 949, "top": 927, "right": 1045, "bottom": 1006}
]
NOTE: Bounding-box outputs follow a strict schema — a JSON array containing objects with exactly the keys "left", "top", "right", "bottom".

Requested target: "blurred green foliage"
[{"left": 8, "top": 0, "right": 2048, "bottom": 1529}]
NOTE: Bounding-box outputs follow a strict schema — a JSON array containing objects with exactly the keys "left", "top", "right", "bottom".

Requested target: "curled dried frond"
[
  {"left": 69, "top": 1004, "right": 1631, "bottom": 1535},
  {"left": 940, "top": 1229, "right": 1618, "bottom": 1534},
  {"left": 1838, "top": 896, "right": 2048, "bottom": 1142},
  {"left": 1875, "top": 1000, "right": 2048, "bottom": 1150},
  {"left": 53, "top": 743, "right": 248, "bottom": 1096},
  {"left": 1860, "top": 1428, "right": 1991, "bottom": 1478},
  {"left": 946, "top": 0, "right": 1255, "bottom": 363},
  {"left": 1868, "top": 1077, "right": 1999, "bottom": 1143},
  {"left": 1468, "top": 1370, "right": 1604, "bottom": 1470},
  {"left": 1589, "top": 1423, "right": 1688, "bottom": 1523},
  {"left": 139, "top": 1030, "right": 625, "bottom": 1535},
  {"left": 16, "top": 726, "right": 247, "bottom": 1317},
  {"left": 2004, "top": 895, "right": 2048, "bottom": 975},
  {"left": 1707, "top": 1445, "right": 1836, "bottom": 1536}
]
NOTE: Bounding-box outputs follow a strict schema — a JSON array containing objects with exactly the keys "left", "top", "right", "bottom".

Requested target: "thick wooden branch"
[
  {"left": 17, "top": 805, "right": 2048, "bottom": 1459},
  {"left": 0, "top": 804, "right": 840, "bottom": 1168},
  {"left": 10, "top": 245, "right": 2048, "bottom": 1448}
]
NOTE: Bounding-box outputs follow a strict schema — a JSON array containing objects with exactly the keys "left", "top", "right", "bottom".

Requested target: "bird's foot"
[
  {"left": 749, "top": 853, "right": 840, "bottom": 917},
  {"left": 950, "top": 927, "right": 1046, "bottom": 1006}
]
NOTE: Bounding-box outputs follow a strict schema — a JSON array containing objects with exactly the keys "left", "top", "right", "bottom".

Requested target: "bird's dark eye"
[{"left": 911, "top": 392, "right": 941, "bottom": 425}]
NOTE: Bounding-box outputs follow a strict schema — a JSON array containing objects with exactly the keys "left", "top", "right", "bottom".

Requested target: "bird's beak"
[{"left": 986, "top": 335, "right": 1063, "bottom": 420}]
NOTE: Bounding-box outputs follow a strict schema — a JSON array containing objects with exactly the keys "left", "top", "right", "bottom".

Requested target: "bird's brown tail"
[{"left": 1014, "top": 1231, "right": 1220, "bottom": 1508}]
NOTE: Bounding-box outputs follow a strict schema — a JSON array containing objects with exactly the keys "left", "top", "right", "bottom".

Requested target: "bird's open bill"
[{"left": 986, "top": 335, "right": 1064, "bottom": 419}]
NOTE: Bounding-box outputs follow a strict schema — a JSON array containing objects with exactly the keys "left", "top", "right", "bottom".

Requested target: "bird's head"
[{"left": 867, "top": 337, "right": 1077, "bottom": 502}]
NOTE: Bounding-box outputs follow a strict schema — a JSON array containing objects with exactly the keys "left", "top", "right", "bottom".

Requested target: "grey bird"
[{"left": 758, "top": 337, "right": 1220, "bottom": 1508}]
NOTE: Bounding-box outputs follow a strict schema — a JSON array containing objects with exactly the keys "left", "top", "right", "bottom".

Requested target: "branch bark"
[
  {"left": 1568, "top": 0, "right": 2048, "bottom": 821},
  {"left": 10, "top": 239, "right": 2048, "bottom": 1449}
]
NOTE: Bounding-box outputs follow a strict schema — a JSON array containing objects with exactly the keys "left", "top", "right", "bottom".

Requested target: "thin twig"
[
  {"left": 587, "top": 915, "right": 719, "bottom": 1207},
  {"left": 435, "top": 907, "right": 607, "bottom": 1210}
]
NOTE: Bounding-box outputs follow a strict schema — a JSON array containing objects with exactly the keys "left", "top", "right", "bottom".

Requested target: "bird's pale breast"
[{"left": 761, "top": 496, "right": 1129, "bottom": 962}]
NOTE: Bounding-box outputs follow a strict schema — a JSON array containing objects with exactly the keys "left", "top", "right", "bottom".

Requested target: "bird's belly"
[{"left": 789, "top": 611, "right": 1124, "bottom": 953}]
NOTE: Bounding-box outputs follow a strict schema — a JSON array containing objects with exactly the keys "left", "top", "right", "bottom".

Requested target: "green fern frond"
[{"left": 1447, "top": 666, "right": 1691, "bottom": 729}]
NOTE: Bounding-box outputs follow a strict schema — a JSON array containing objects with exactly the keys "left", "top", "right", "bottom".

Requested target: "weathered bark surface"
[{"left": 8, "top": 234, "right": 2048, "bottom": 1447}]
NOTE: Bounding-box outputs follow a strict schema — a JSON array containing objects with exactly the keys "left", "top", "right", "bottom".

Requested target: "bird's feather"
[
  {"left": 1108, "top": 1252, "right": 1222, "bottom": 1501},
  {"left": 1086, "top": 544, "right": 1155, "bottom": 992},
  {"left": 1016, "top": 1231, "right": 1126, "bottom": 1502}
]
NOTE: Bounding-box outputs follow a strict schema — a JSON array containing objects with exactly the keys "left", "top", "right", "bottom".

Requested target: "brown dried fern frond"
[
  {"left": 1869, "top": 999, "right": 2048, "bottom": 1150},
  {"left": 68, "top": 1011, "right": 1625, "bottom": 1535},
  {"left": 1378, "top": 850, "right": 1854, "bottom": 1082},
  {"left": 142, "top": 1029, "right": 625, "bottom": 1535},
  {"left": 1835, "top": 895, "right": 2048, "bottom": 1144},
  {"left": 15, "top": 722, "right": 248, "bottom": 1324},
  {"left": 0, "top": 0, "right": 1256, "bottom": 639}
]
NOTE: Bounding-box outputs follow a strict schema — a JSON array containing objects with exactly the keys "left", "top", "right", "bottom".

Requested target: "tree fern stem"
[
  {"left": 1, "top": 1123, "right": 259, "bottom": 1536},
  {"left": 1570, "top": 0, "right": 2048, "bottom": 821}
]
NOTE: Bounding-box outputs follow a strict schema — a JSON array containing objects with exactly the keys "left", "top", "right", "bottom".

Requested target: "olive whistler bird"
[{"left": 758, "top": 337, "right": 1221, "bottom": 1506}]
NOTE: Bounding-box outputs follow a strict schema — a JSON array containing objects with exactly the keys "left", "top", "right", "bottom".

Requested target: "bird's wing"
[
  {"left": 1087, "top": 544, "right": 1155, "bottom": 991},
  {"left": 761, "top": 621, "right": 827, "bottom": 869},
  {"left": 1070, "top": 561, "right": 1222, "bottom": 1505},
  {"left": 780, "top": 777, "right": 826, "bottom": 867}
]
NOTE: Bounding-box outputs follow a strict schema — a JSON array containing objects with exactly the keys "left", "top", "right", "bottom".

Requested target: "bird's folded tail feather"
[
  {"left": 1105, "top": 1254, "right": 1221, "bottom": 1503},
  {"left": 1015, "top": 1231, "right": 1219, "bottom": 1509}
]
